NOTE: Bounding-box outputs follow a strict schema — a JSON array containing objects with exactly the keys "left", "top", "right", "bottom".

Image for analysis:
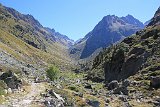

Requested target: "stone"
[
  {"left": 0, "top": 70, "right": 22, "bottom": 89},
  {"left": 122, "top": 102, "right": 132, "bottom": 107},
  {"left": 105, "top": 99, "right": 110, "bottom": 103},
  {"left": 150, "top": 76, "right": 160, "bottom": 88},
  {"left": 122, "top": 79, "right": 130, "bottom": 87},
  {"left": 44, "top": 97, "right": 64, "bottom": 107},
  {"left": 113, "top": 87, "right": 128, "bottom": 95},
  {"left": 7, "top": 88, "right": 12, "bottom": 94},
  {"left": 155, "top": 98, "right": 160, "bottom": 102},
  {"left": 84, "top": 83, "right": 92, "bottom": 89},
  {"left": 153, "top": 101, "right": 160, "bottom": 106},
  {"left": 108, "top": 80, "right": 119, "bottom": 90},
  {"left": 119, "top": 95, "right": 128, "bottom": 102},
  {"left": 73, "top": 92, "right": 83, "bottom": 97},
  {"left": 128, "top": 47, "right": 145, "bottom": 56},
  {"left": 49, "top": 90, "right": 65, "bottom": 103},
  {"left": 4, "top": 89, "right": 7, "bottom": 94},
  {"left": 122, "top": 37, "right": 134, "bottom": 45},
  {"left": 86, "top": 99, "right": 100, "bottom": 107}
]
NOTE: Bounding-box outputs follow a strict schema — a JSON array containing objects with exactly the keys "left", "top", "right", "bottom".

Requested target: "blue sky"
[{"left": 0, "top": 0, "right": 159, "bottom": 41}]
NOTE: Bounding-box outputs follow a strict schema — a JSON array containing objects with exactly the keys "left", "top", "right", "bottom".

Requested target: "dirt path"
[{"left": 6, "top": 82, "right": 49, "bottom": 107}]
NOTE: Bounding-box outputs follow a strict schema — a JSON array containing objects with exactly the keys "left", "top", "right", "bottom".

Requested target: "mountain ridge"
[
  {"left": 0, "top": 4, "right": 74, "bottom": 74},
  {"left": 70, "top": 14, "right": 144, "bottom": 60}
]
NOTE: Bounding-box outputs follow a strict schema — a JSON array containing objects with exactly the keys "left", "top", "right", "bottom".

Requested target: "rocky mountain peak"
[
  {"left": 121, "top": 14, "right": 144, "bottom": 28},
  {"left": 148, "top": 7, "right": 160, "bottom": 26},
  {"left": 155, "top": 7, "right": 160, "bottom": 17},
  {"left": 101, "top": 15, "right": 125, "bottom": 26},
  {"left": 71, "top": 14, "right": 144, "bottom": 59},
  {"left": 3, "top": 6, "right": 43, "bottom": 29}
]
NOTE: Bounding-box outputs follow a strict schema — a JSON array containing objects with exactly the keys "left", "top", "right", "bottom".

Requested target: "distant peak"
[{"left": 126, "top": 14, "right": 134, "bottom": 18}]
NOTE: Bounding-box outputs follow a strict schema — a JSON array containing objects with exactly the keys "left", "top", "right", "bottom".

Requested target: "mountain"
[
  {"left": 0, "top": 4, "right": 73, "bottom": 74},
  {"left": 70, "top": 14, "right": 144, "bottom": 59},
  {"left": 121, "top": 14, "right": 144, "bottom": 28},
  {"left": 44, "top": 27, "right": 74, "bottom": 47},
  {"left": 144, "top": 20, "right": 151, "bottom": 26},
  {"left": 83, "top": 7, "right": 160, "bottom": 106},
  {"left": 87, "top": 6, "right": 160, "bottom": 84},
  {"left": 148, "top": 7, "right": 160, "bottom": 26}
]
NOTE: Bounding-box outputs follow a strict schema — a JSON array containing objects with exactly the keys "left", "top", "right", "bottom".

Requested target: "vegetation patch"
[{"left": 46, "top": 66, "right": 60, "bottom": 81}]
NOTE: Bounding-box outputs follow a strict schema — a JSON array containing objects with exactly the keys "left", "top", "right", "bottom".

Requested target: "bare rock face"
[
  {"left": 104, "top": 46, "right": 145, "bottom": 82},
  {"left": 70, "top": 15, "right": 144, "bottom": 59},
  {"left": 0, "top": 70, "right": 22, "bottom": 89},
  {"left": 104, "top": 49, "right": 125, "bottom": 82},
  {"left": 150, "top": 76, "right": 160, "bottom": 88},
  {"left": 148, "top": 7, "right": 160, "bottom": 26}
]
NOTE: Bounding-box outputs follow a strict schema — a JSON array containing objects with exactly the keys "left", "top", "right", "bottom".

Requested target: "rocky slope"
[
  {"left": 0, "top": 4, "right": 75, "bottom": 107},
  {"left": 70, "top": 15, "right": 144, "bottom": 60},
  {"left": 83, "top": 7, "right": 160, "bottom": 106},
  {"left": 0, "top": 3, "right": 160, "bottom": 107},
  {"left": 0, "top": 4, "right": 74, "bottom": 74},
  {"left": 88, "top": 7, "right": 160, "bottom": 83}
]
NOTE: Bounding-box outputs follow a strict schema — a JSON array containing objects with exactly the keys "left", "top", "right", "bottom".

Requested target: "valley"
[{"left": 0, "top": 3, "right": 160, "bottom": 107}]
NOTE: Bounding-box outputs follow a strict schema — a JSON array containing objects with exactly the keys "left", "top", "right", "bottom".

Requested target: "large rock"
[
  {"left": 105, "top": 50, "right": 144, "bottom": 82},
  {"left": 108, "top": 80, "right": 119, "bottom": 90},
  {"left": 105, "top": 49, "right": 125, "bottom": 82},
  {"left": 150, "top": 76, "right": 160, "bottom": 88},
  {"left": 44, "top": 97, "right": 64, "bottom": 107},
  {"left": 113, "top": 87, "right": 128, "bottom": 95},
  {"left": 84, "top": 83, "right": 92, "bottom": 89},
  {"left": 49, "top": 90, "right": 65, "bottom": 103},
  {"left": 86, "top": 99, "right": 100, "bottom": 107},
  {"left": 122, "top": 79, "right": 130, "bottom": 87},
  {"left": 0, "top": 70, "right": 22, "bottom": 89}
]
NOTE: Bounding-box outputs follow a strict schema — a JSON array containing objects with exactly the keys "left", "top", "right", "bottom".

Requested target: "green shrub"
[
  {"left": 46, "top": 66, "right": 60, "bottom": 81},
  {"left": 0, "top": 80, "right": 7, "bottom": 95},
  {"left": 68, "top": 85, "right": 79, "bottom": 92}
]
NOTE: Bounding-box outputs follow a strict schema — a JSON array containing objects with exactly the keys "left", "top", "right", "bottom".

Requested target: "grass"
[
  {"left": 0, "top": 80, "right": 7, "bottom": 96},
  {"left": 46, "top": 66, "right": 60, "bottom": 81},
  {"left": 49, "top": 69, "right": 107, "bottom": 107}
]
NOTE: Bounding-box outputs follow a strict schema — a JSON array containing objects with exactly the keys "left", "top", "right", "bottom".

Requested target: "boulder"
[
  {"left": 122, "top": 102, "right": 132, "bottom": 107},
  {"left": 86, "top": 99, "right": 100, "bottom": 107},
  {"left": 113, "top": 87, "right": 128, "bottom": 95},
  {"left": 49, "top": 90, "right": 65, "bottom": 103},
  {"left": 150, "top": 76, "right": 160, "bottom": 88},
  {"left": 118, "top": 95, "right": 128, "bottom": 102},
  {"left": 7, "top": 88, "right": 12, "bottom": 94},
  {"left": 122, "top": 79, "right": 130, "bottom": 87},
  {"left": 128, "top": 47, "right": 145, "bottom": 56},
  {"left": 84, "top": 83, "right": 92, "bottom": 89},
  {"left": 44, "top": 97, "right": 64, "bottom": 107},
  {"left": 73, "top": 92, "right": 83, "bottom": 97},
  {"left": 0, "top": 70, "right": 22, "bottom": 89},
  {"left": 108, "top": 80, "right": 119, "bottom": 90},
  {"left": 122, "top": 37, "right": 134, "bottom": 45}
]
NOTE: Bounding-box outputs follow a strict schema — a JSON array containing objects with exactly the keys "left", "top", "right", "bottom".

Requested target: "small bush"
[
  {"left": 0, "top": 80, "right": 7, "bottom": 95},
  {"left": 46, "top": 66, "right": 60, "bottom": 81},
  {"left": 68, "top": 85, "right": 79, "bottom": 92}
]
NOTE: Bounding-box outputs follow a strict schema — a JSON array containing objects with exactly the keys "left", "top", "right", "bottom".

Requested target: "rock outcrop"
[
  {"left": 88, "top": 7, "right": 160, "bottom": 83},
  {"left": 150, "top": 76, "right": 160, "bottom": 88},
  {"left": 0, "top": 70, "right": 22, "bottom": 89}
]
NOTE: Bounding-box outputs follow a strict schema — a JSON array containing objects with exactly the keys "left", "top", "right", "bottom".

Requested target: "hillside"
[
  {"left": 0, "top": 4, "right": 74, "bottom": 74},
  {"left": 0, "top": 3, "right": 160, "bottom": 107},
  {"left": 70, "top": 15, "right": 144, "bottom": 60},
  {"left": 85, "top": 7, "right": 160, "bottom": 106}
]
